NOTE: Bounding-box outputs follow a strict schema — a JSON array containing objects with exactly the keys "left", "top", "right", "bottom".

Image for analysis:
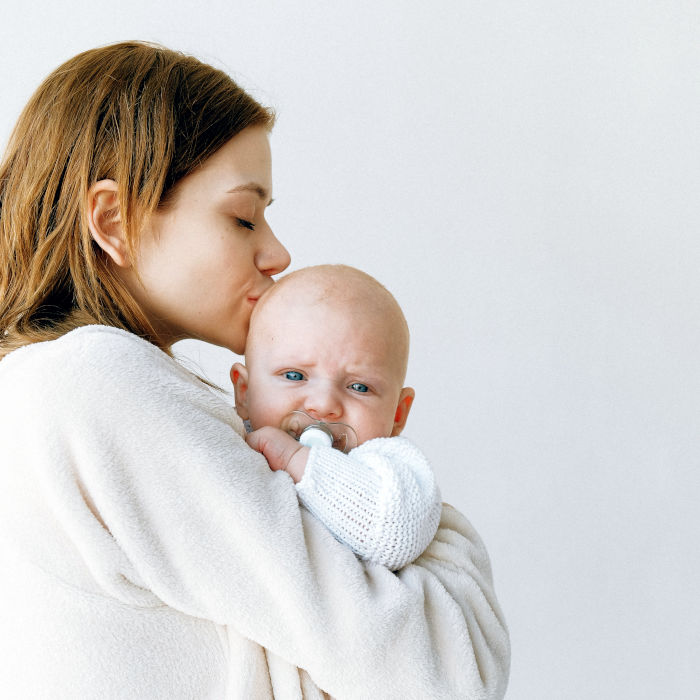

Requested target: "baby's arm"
[{"left": 246, "top": 427, "right": 441, "bottom": 570}]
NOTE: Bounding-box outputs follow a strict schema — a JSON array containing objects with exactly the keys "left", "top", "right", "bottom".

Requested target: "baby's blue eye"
[
  {"left": 349, "top": 382, "right": 369, "bottom": 393},
  {"left": 284, "top": 371, "right": 304, "bottom": 381}
]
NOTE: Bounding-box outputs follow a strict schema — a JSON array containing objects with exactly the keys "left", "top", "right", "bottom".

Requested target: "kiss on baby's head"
[{"left": 232, "top": 265, "right": 414, "bottom": 446}]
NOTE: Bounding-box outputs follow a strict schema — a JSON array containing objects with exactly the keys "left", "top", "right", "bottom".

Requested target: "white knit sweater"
[
  {"left": 0, "top": 326, "right": 509, "bottom": 699},
  {"left": 298, "top": 438, "right": 441, "bottom": 570}
]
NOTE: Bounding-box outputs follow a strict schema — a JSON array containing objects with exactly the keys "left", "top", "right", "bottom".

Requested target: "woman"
[{"left": 0, "top": 42, "right": 509, "bottom": 698}]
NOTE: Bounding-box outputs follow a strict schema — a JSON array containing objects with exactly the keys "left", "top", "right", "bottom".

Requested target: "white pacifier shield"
[{"left": 299, "top": 425, "right": 333, "bottom": 449}]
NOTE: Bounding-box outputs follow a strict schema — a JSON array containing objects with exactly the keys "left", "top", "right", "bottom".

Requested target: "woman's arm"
[{"left": 7, "top": 326, "right": 509, "bottom": 699}]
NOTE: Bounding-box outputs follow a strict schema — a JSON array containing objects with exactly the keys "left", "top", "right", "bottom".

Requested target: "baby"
[{"left": 231, "top": 264, "right": 441, "bottom": 570}]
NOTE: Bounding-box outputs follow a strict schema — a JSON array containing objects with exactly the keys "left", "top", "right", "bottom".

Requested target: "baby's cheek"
[{"left": 250, "top": 402, "right": 284, "bottom": 430}]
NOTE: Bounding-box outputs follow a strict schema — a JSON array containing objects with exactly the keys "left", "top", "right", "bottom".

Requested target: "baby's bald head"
[
  {"left": 235, "top": 265, "right": 415, "bottom": 442},
  {"left": 247, "top": 265, "right": 410, "bottom": 384}
]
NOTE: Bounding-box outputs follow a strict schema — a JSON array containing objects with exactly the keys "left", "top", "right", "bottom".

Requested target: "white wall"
[{"left": 2, "top": 2, "right": 699, "bottom": 697}]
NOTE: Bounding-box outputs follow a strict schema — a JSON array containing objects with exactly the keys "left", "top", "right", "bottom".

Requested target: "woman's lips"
[
  {"left": 248, "top": 282, "right": 274, "bottom": 305},
  {"left": 248, "top": 286, "right": 272, "bottom": 304}
]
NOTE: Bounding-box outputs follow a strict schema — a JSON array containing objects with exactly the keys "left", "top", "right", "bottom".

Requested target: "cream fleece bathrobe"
[{"left": 0, "top": 326, "right": 509, "bottom": 699}]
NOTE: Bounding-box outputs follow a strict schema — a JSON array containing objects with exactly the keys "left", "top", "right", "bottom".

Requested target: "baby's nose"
[{"left": 304, "top": 388, "right": 342, "bottom": 422}]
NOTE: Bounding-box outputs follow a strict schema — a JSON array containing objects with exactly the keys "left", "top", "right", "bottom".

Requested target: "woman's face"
[{"left": 127, "top": 126, "right": 290, "bottom": 352}]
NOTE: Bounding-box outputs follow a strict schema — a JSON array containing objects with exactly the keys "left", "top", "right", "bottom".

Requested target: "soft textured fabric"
[
  {"left": 0, "top": 325, "right": 510, "bottom": 699},
  {"left": 297, "top": 438, "right": 442, "bottom": 570}
]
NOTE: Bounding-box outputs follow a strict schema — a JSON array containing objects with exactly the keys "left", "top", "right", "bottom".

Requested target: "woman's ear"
[
  {"left": 231, "top": 362, "right": 250, "bottom": 420},
  {"left": 391, "top": 387, "right": 415, "bottom": 436},
  {"left": 86, "top": 180, "right": 130, "bottom": 267}
]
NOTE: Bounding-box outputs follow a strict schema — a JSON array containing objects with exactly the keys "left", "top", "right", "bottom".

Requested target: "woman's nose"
[{"left": 256, "top": 225, "right": 291, "bottom": 277}]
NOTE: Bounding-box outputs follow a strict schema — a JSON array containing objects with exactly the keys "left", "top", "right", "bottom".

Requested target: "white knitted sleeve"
[{"left": 295, "top": 436, "right": 442, "bottom": 570}]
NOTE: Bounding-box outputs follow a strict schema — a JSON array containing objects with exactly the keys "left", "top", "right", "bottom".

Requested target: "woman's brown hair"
[{"left": 0, "top": 41, "right": 274, "bottom": 359}]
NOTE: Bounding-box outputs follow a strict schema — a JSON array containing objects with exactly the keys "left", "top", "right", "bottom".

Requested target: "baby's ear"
[
  {"left": 391, "top": 387, "right": 415, "bottom": 436},
  {"left": 230, "top": 362, "right": 250, "bottom": 420}
]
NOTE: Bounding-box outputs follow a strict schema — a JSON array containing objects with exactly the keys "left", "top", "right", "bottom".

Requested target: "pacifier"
[{"left": 280, "top": 411, "right": 358, "bottom": 453}]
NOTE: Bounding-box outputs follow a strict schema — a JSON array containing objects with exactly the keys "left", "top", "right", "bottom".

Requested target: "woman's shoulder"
[
  {"left": 3, "top": 324, "right": 168, "bottom": 369},
  {"left": 4, "top": 325, "right": 183, "bottom": 379},
  {"left": 2, "top": 324, "right": 137, "bottom": 361},
  {"left": 1, "top": 325, "right": 231, "bottom": 415}
]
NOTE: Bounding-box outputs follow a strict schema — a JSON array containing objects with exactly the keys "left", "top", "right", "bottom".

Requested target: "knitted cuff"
[{"left": 296, "top": 445, "right": 384, "bottom": 561}]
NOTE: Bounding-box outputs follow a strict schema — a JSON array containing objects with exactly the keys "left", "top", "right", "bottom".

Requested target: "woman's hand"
[{"left": 245, "top": 426, "right": 310, "bottom": 483}]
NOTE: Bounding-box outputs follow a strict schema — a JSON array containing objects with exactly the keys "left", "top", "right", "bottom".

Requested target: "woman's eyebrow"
[{"left": 226, "top": 183, "right": 273, "bottom": 205}]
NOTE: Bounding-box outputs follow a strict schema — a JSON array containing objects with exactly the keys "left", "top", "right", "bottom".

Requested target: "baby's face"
[{"left": 235, "top": 291, "right": 412, "bottom": 445}]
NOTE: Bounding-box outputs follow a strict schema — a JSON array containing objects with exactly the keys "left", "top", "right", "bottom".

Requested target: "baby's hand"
[{"left": 245, "top": 426, "right": 310, "bottom": 484}]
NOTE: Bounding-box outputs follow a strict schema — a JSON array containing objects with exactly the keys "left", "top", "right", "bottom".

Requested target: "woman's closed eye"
[
  {"left": 236, "top": 217, "right": 255, "bottom": 231},
  {"left": 283, "top": 370, "right": 305, "bottom": 381}
]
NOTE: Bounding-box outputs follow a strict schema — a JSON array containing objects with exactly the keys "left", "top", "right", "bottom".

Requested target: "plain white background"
[{"left": 2, "top": 2, "right": 699, "bottom": 697}]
